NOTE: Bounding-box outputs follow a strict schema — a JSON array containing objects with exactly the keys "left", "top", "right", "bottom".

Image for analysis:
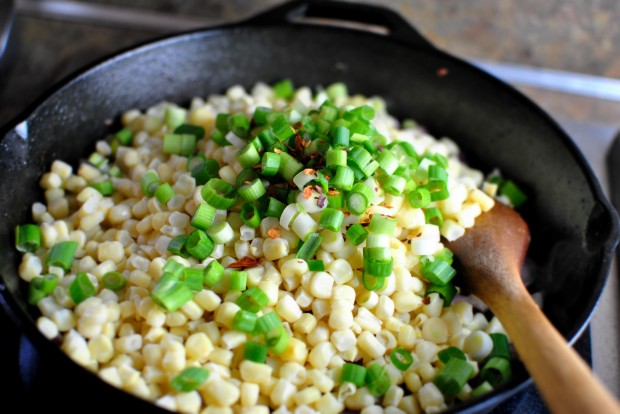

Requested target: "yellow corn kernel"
[
  {"left": 239, "top": 360, "right": 273, "bottom": 385},
  {"left": 185, "top": 332, "right": 214, "bottom": 362}
]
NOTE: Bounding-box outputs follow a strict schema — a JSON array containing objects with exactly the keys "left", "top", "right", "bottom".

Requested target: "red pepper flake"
[
  {"left": 228, "top": 257, "right": 263, "bottom": 269},
  {"left": 303, "top": 168, "right": 316, "bottom": 175},
  {"left": 422, "top": 296, "right": 431, "bottom": 305},
  {"left": 313, "top": 185, "right": 323, "bottom": 194},
  {"left": 324, "top": 175, "right": 331, "bottom": 180},
  {"left": 302, "top": 186, "right": 313, "bottom": 199},
  {"left": 267, "top": 228, "right": 282, "bottom": 239},
  {"left": 437, "top": 67, "right": 449, "bottom": 77},
  {"left": 317, "top": 195, "right": 327, "bottom": 208},
  {"left": 327, "top": 189, "right": 340, "bottom": 196}
]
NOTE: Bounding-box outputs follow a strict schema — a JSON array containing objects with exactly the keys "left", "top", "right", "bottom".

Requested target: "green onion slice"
[
  {"left": 102, "top": 271, "right": 127, "bottom": 291},
  {"left": 69, "top": 272, "right": 96, "bottom": 305},
  {"left": 341, "top": 363, "right": 366, "bottom": 387},
  {"left": 170, "top": 367, "right": 209, "bottom": 392},
  {"left": 16, "top": 224, "right": 41, "bottom": 253},
  {"left": 201, "top": 178, "right": 238, "bottom": 209},
  {"left": 244, "top": 341, "right": 268, "bottom": 363},
  {"left": 389, "top": 347, "right": 414, "bottom": 371},
  {"left": 46, "top": 241, "right": 78, "bottom": 271},
  {"left": 434, "top": 357, "right": 474, "bottom": 397},
  {"left": 236, "top": 287, "right": 269, "bottom": 313}
]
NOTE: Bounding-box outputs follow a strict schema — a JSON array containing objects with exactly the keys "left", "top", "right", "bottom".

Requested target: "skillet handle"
[{"left": 245, "top": 0, "right": 434, "bottom": 50}]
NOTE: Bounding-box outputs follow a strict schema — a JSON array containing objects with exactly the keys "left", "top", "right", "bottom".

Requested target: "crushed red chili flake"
[
  {"left": 422, "top": 296, "right": 431, "bottom": 305},
  {"left": 317, "top": 195, "right": 327, "bottom": 208},
  {"left": 302, "top": 186, "right": 313, "bottom": 199},
  {"left": 327, "top": 189, "right": 340, "bottom": 196},
  {"left": 267, "top": 228, "right": 282, "bottom": 239},
  {"left": 303, "top": 168, "right": 316, "bottom": 175},
  {"left": 437, "top": 67, "right": 449, "bottom": 77},
  {"left": 313, "top": 185, "right": 323, "bottom": 194},
  {"left": 228, "top": 257, "right": 263, "bottom": 269}
]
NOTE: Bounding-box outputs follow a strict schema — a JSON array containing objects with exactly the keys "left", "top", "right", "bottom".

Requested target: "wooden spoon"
[{"left": 447, "top": 201, "right": 620, "bottom": 414}]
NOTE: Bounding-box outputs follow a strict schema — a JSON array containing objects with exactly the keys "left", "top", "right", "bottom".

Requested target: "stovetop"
[{"left": 1, "top": 2, "right": 618, "bottom": 412}]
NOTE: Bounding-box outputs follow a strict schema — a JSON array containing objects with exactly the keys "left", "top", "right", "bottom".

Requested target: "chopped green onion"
[
  {"left": 233, "top": 309, "right": 258, "bottom": 333},
  {"left": 471, "top": 381, "right": 494, "bottom": 398},
  {"left": 164, "top": 106, "right": 187, "bottom": 130},
  {"left": 263, "top": 197, "right": 287, "bottom": 218},
  {"left": 191, "top": 203, "right": 217, "bottom": 230},
  {"left": 346, "top": 224, "right": 368, "bottom": 246},
  {"left": 326, "top": 82, "right": 348, "bottom": 101},
  {"left": 429, "top": 186, "right": 450, "bottom": 201},
  {"left": 326, "top": 148, "right": 347, "bottom": 167},
  {"left": 500, "top": 180, "right": 527, "bottom": 207},
  {"left": 296, "top": 232, "right": 323, "bottom": 261},
  {"left": 167, "top": 235, "right": 189, "bottom": 257},
  {"left": 236, "top": 168, "right": 259, "bottom": 188},
  {"left": 201, "top": 178, "right": 238, "bottom": 209},
  {"left": 389, "top": 347, "right": 414, "bottom": 371},
  {"left": 253, "top": 106, "right": 274, "bottom": 126},
  {"left": 326, "top": 191, "right": 343, "bottom": 209},
  {"left": 170, "top": 367, "right": 209, "bottom": 392},
  {"left": 154, "top": 183, "right": 175, "bottom": 204},
  {"left": 427, "top": 282, "right": 457, "bottom": 307},
  {"left": 273, "top": 79, "right": 294, "bottom": 99},
  {"left": 204, "top": 260, "right": 224, "bottom": 287},
  {"left": 331, "top": 166, "right": 354, "bottom": 191},
  {"left": 265, "top": 325, "right": 289, "bottom": 355},
  {"left": 368, "top": 215, "right": 397, "bottom": 236},
  {"left": 241, "top": 203, "right": 262, "bottom": 228},
  {"left": 341, "top": 363, "right": 366, "bottom": 387},
  {"left": 141, "top": 170, "right": 160, "bottom": 197},
  {"left": 270, "top": 114, "right": 295, "bottom": 142},
  {"left": 489, "top": 333, "right": 511, "bottom": 360},
  {"left": 228, "top": 113, "right": 250, "bottom": 138},
  {"left": 437, "top": 347, "right": 467, "bottom": 364},
  {"left": 91, "top": 180, "right": 114, "bottom": 196},
  {"left": 376, "top": 150, "right": 398, "bottom": 175},
  {"left": 434, "top": 357, "right": 474, "bottom": 397},
  {"left": 210, "top": 128, "right": 230, "bottom": 146},
  {"left": 255, "top": 311, "right": 281, "bottom": 333},
  {"left": 206, "top": 221, "right": 234, "bottom": 244},
  {"left": 348, "top": 105, "right": 375, "bottom": 121},
  {"left": 319, "top": 208, "right": 344, "bottom": 232},
  {"left": 366, "top": 364, "right": 390, "bottom": 397},
  {"left": 236, "top": 287, "right": 269, "bottom": 313},
  {"left": 346, "top": 183, "right": 373, "bottom": 215},
  {"left": 348, "top": 146, "right": 372, "bottom": 169},
  {"left": 308, "top": 260, "right": 325, "bottom": 271},
  {"left": 436, "top": 247, "right": 454, "bottom": 265},
  {"left": 163, "top": 259, "right": 185, "bottom": 278},
  {"left": 151, "top": 277, "right": 193, "bottom": 312},
  {"left": 238, "top": 178, "right": 267, "bottom": 202},
  {"left": 163, "top": 133, "right": 196, "bottom": 156},
  {"left": 427, "top": 165, "right": 448, "bottom": 191},
  {"left": 239, "top": 144, "right": 261, "bottom": 168},
  {"left": 185, "top": 229, "right": 215, "bottom": 260},
  {"left": 330, "top": 126, "right": 350, "bottom": 147},
  {"left": 244, "top": 341, "right": 268, "bottom": 363},
  {"left": 363, "top": 247, "right": 393, "bottom": 278},
  {"left": 424, "top": 207, "right": 444, "bottom": 227},
  {"left": 28, "top": 274, "right": 59, "bottom": 305},
  {"left": 230, "top": 270, "right": 248, "bottom": 291},
  {"left": 174, "top": 123, "right": 205, "bottom": 140},
  {"left": 184, "top": 268, "right": 204, "bottom": 291},
  {"left": 216, "top": 113, "right": 231, "bottom": 133},
  {"left": 261, "top": 152, "right": 281, "bottom": 176},
  {"left": 278, "top": 152, "right": 303, "bottom": 181},
  {"left": 421, "top": 259, "right": 456, "bottom": 286},
  {"left": 114, "top": 128, "right": 133, "bottom": 146},
  {"left": 46, "top": 241, "right": 78, "bottom": 271},
  {"left": 381, "top": 174, "right": 407, "bottom": 195},
  {"left": 16, "top": 224, "right": 41, "bottom": 253},
  {"left": 362, "top": 272, "right": 385, "bottom": 291},
  {"left": 191, "top": 159, "right": 220, "bottom": 185},
  {"left": 102, "top": 271, "right": 127, "bottom": 291},
  {"left": 187, "top": 154, "right": 206, "bottom": 171},
  {"left": 407, "top": 187, "right": 431, "bottom": 208},
  {"left": 69, "top": 272, "right": 96, "bottom": 305},
  {"left": 480, "top": 357, "right": 512, "bottom": 387}
]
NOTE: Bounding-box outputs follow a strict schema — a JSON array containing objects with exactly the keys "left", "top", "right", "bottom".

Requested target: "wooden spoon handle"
[{"left": 491, "top": 286, "right": 620, "bottom": 414}]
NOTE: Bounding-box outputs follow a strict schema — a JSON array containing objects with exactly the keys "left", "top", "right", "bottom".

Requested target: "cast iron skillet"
[{"left": 0, "top": 1, "right": 617, "bottom": 412}]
